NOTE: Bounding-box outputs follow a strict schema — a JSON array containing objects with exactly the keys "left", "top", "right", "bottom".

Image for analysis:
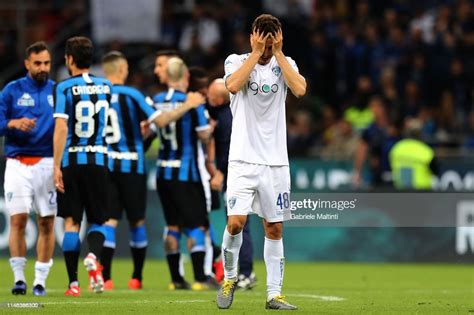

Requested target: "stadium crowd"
[
  {"left": 1, "top": 0, "right": 474, "bottom": 159},
  {"left": 0, "top": 0, "right": 474, "bottom": 159}
]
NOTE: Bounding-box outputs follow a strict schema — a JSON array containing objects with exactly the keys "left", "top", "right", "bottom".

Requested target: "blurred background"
[{"left": 0, "top": 0, "right": 474, "bottom": 262}]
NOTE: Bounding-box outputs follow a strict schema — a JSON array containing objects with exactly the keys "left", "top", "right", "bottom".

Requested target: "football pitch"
[{"left": 0, "top": 259, "right": 472, "bottom": 314}]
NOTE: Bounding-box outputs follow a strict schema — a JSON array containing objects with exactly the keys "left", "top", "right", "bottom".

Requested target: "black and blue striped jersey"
[
  {"left": 53, "top": 73, "right": 112, "bottom": 168},
  {"left": 106, "top": 84, "right": 159, "bottom": 174},
  {"left": 153, "top": 88, "right": 210, "bottom": 182}
]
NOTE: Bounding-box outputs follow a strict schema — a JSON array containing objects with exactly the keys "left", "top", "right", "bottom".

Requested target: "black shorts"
[
  {"left": 57, "top": 165, "right": 109, "bottom": 225},
  {"left": 108, "top": 172, "right": 146, "bottom": 222},
  {"left": 156, "top": 179, "right": 208, "bottom": 228}
]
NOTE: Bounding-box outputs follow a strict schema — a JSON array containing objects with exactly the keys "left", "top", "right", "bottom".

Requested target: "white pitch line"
[
  {"left": 290, "top": 293, "right": 346, "bottom": 301},
  {"left": 41, "top": 299, "right": 209, "bottom": 305}
]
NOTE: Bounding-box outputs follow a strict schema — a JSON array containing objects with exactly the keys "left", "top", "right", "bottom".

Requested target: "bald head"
[{"left": 207, "top": 79, "right": 229, "bottom": 107}]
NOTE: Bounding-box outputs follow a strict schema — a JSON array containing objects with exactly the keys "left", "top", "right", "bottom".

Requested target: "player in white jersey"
[{"left": 216, "top": 14, "right": 306, "bottom": 310}]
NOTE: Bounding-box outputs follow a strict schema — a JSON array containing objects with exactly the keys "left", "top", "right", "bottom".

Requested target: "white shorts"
[
  {"left": 226, "top": 161, "right": 291, "bottom": 222},
  {"left": 4, "top": 157, "right": 57, "bottom": 217}
]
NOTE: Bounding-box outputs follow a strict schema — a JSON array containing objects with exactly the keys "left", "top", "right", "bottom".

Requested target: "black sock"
[
  {"left": 87, "top": 232, "right": 105, "bottom": 259},
  {"left": 131, "top": 247, "right": 147, "bottom": 281},
  {"left": 212, "top": 242, "right": 221, "bottom": 262},
  {"left": 191, "top": 251, "right": 206, "bottom": 282},
  {"left": 101, "top": 247, "right": 114, "bottom": 281},
  {"left": 64, "top": 251, "right": 80, "bottom": 284},
  {"left": 166, "top": 253, "right": 183, "bottom": 283}
]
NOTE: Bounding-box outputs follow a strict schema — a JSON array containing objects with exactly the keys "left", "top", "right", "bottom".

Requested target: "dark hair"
[
  {"left": 156, "top": 49, "right": 182, "bottom": 58},
  {"left": 102, "top": 50, "right": 125, "bottom": 64},
  {"left": 65, "top": 36, "right": 93, "bottom": 69},
  {"left": 25, "top": 41, "right": 49, "bottom": 59},
  {"left": 188, "top": 66, "right": 208, "bottom": 92},
  {"left": 251, "top": 14, "right": 281, "bottom": 36}
]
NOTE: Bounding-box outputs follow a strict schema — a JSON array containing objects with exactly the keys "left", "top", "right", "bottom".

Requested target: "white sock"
[
  {"left": 222, "top": 228, "right": 242, "bottom": 280},
  {"left": 264, "top": 237, "right": 284, "bottom": 300},
  {"left": 9, "top": 257, "right": 27, "bottom": 283},
  {"left": 34, "top": 259, "right": 53, "bottom": 287},
  {"left": 204, "top": 234, "right": 214, "bottom": 276}
]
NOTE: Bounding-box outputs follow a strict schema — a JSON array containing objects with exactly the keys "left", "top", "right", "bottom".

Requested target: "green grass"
[{"left": 0, "top": 259, "right": 473, "bottom": 314}]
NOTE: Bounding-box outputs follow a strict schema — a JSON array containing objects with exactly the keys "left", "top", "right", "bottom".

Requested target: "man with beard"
[{"left": 0, "top": 41, "right": 56, "bottom": 296}]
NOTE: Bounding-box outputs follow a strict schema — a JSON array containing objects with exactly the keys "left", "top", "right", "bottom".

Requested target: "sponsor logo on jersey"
[
  {"left": 248, "top": 81, "right": 279, "bottom": 94},
  {"left": 272, "top": 66, "right": 281, "bottom": 77},
  {"left": 47, "top": 95, "right": 54, "bottom": 107},
  {"left": 17, "top": 93, "right": 35, "bottom": 106}
]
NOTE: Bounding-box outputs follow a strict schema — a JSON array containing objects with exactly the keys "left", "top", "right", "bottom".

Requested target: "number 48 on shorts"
[{"left": 276, "top": 192, "right": 290, "bottom": 210}]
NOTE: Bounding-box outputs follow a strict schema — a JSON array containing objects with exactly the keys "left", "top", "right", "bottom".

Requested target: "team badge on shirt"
[
  {"left": 47, "top": 95, "right": 54, "bottom": 107},
  {"left": 17, "top": 93, "right": 35, "bottom": 106},
  {"left": 272, "top": 66, "right": 281, "bottom": 77}
]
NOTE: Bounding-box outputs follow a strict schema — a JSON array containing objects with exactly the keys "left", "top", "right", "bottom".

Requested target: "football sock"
[
  {"left": 87, "top": 231, "right": 105, "bottom": 259},
  {"left": 191, "top": 251, "right": 207, "bottom": 282},
  {"left": 9, "top": 257, "right": 27, "bottom": 283},
  {"left": 264, "top": 237, "right": 284, "bottom": 300},
  {"left": 33, "top": 259, "right": 53, "bottom": 287},
  {"left": 204, "top": 234, "right": 214, "bottom": 276},
  {"left": 166, "top": 253, "right": 184, "bottom": 283},
  {"left": 221, "top": 228, "right": 242, "bottom": 280},
  {"left": 101, "top": 247, "right": 114, "bottom": 281},
  {"left": 130, "top": 226, "right": 148, "bottom": 281},
  {"left": 101, "top": 225, "right": 116, "bottom": 281},
  {"left": 63, "top": 232, "right": 80, "bottom": 284}
]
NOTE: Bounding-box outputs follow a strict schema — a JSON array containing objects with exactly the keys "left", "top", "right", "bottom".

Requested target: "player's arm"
[
  {"left": 0, "top": 86, "right": 36, "bottom": 134},
  {"left": 150, "top": 92, "right": 205, "bottom": 128},
  {"left": 53, "top": 118, "right": 67, "bottom": 193},
  {"left": 271, "top": 30, "right": 306, "bottom": 98},
  {"left": 52, "top": 83, "right": 68, "bottom": 193},
  {"left": 225, "top": 30, "right": 269, "bottom": 94}
]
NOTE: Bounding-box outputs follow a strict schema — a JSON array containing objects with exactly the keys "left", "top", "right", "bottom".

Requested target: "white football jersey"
[{"left": 224, "top": 53, "right": 300, "bottom": 166}]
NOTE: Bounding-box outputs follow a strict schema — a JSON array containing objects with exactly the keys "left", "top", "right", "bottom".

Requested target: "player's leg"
[
  {"left": 128, "top": 219, "right": 147, "bottom": 289},
  {"left": 181, "top": 182, "right": 218, "bottom": 290},
  {"left": 82, "top": 165, "right": 109, "bottom": 293},
  {"left": 33, "top": 215, "right": 54, "bottom": 295},
  {"left": 32, "top": 158, "right": 56, "bottom": 296},
  {"left": 259, "top": 165, "right": 296, "bottom": 310},
  {"left": 217, "top": 161, "right": 258, "bottom": 309},
  {"left": 237, "top": 217, "right": 257, "bottom": 290},
  {"left": 124, "top": 173, "right": 148, "bottom": 289},
  {"left": 9, "top": 214, "right": 28, "bottom": 295},
  {"left": 57, "top": 166, "right": 82, "bottom": 296},
  {"left": 100, "top": 171, "right": 121, "bottom": 290},
  {"left": 5, "top": 159, "right": 32, "bottom": 295},
  {"left": 157, "top": 179, "right": 189, "bottom": 289},
  {"left": 63, "top": 217, "right": 81, "bottom": 296},
  {"left": 185, "top": 227, "right": 207, "bottom": 286},
  {"left": 101, "top": 218, "right": 118, "bottom": 290}
]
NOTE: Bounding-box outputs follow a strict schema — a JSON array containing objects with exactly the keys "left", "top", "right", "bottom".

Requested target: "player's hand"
[
  {"left": 250, "top": 29, "right": 270, "bottom": 56},
  {"left": 8, "top": 117, "right": 36, "bottom": 132},
  {"left": 54, "top": 166, "right": 65, "bottom": 194},
  {"left": 185, "top": 92, "right": 205, "bottom": 109},
  {"left": 271, "top": 29, "right": 283, "bottom": 55},
  {"left": 210, "top": 170, "right": 224, "bottom": 192},
  {"left": 140, "top": 120, "right": 151, "bottom": 137}
]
